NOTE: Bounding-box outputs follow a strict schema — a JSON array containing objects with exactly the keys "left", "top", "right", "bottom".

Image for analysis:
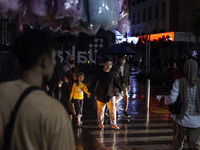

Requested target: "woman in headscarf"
[
  {"left": 61, "top": 55, "right": 79, "bottom": 120},
  {"left": 165, "top": 59, "right": 200, "bottom": 149}
]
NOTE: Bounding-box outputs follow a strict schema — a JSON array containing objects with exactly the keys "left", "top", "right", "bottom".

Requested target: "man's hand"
[
  {"left": 46, "top": 85, "right": 49, "bottom": 91},
  {"left": 58, "top": 80, "right": 63, "bottom": 87},
  {"left": 63, "top": 76, "right": 68, "bottom": 83}
]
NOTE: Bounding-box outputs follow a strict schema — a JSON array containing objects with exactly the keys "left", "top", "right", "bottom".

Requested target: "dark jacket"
[
  {"left": 62, "top": 66, "right": 79, "bottom": 90},
  {"left": 112, "top": 63, "right": 131, "bottom": 90},
  {"left": 89, "top": 69, "right": 122, "bottom": 102}
]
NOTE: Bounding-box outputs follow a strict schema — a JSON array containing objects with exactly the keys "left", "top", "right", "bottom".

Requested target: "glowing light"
[
  {"left": 192, "top": 50, "right": 197, "bottom": 57},
  {"left": 141, "top": 95, "right": 145, "bottom": 99},
  {"left": 139, "top": 57, "right": 142, "bottom": 63},
  {"left": 150, "top": 32, "right": 174, "bottom": 41},
  {"left": 139, "top": 32, "right": 175, "bottom": 42},
  {"left": 127, "top": 37, "right": 139, "bottom": 44}
]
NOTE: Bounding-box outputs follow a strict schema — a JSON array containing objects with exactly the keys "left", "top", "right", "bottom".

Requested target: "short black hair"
[
  {"left": 118, "top": 54, "right": 125, "bottom": 59},
  {"left": 13, "top": 29, "right": 57, "bottom": 71},
  {"left": 102, "top": 57, "right": 113, "bottom": 63}
]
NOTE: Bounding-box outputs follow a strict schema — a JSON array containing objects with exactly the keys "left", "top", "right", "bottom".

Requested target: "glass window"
[
  {"left": 132, "top": 13, "right": 135, "bottom": 24},
  {"left": 148, "top": 7, "right": 152, "bottom": 21},
  {"left": 132, "top": 0, "right": 135, "bottom": 6},
  {"left": 137, "top": 11, "right": 140, "bottom": 23},
  {"left": 162, "top": 2, "right": 166, "bottom": 17},
  {"left": 155, "top": 5, "right": 158, "bottom": 19},
  {"left": 143, "top": 9, "right": 146, "bottom": 22}
]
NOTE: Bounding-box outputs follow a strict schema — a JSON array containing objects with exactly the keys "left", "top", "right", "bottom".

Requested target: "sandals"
[{"left": 77, "top": 121, "right": 82, "bottom": 127}]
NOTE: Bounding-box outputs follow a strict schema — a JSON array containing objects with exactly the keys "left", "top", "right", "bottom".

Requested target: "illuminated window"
[{"left": 139, "top": 32, "right": 175, "bottom": 42}]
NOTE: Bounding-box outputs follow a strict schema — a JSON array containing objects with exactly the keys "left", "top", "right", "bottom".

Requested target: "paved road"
[{"left": 71, "top": 71, "right": 190, "bottom": 150}]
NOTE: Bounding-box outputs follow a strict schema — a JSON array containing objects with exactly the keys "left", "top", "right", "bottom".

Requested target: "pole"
[
  {"left": 148, "top": 28, "right": 151, "bottom": 72},
  {"left": 2, "top": 20, "right": 4, "bottom": 45},
  {"left": 146, "top": 79, "right": 150, "bottom": 110},
  {"left": 146, "top": 27, "right": 148, "bottom": 73}
]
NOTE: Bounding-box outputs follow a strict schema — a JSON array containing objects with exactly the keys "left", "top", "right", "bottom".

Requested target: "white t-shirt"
[{"left": 120, "top": 66, "right": 124, "bottom": 76}]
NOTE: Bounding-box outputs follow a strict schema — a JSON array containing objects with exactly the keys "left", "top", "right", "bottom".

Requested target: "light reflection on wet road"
[{"left": 72, "top": 71, "right": 190, "bottom": 150}]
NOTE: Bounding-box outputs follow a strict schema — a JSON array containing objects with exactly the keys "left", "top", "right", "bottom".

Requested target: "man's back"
[{"left": 0, "top": 80, "right": 75, "bottom": 150}]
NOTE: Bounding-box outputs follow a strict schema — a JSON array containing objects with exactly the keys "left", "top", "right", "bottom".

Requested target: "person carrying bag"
[{"left": 165, "top": 59, "right": 200, "bottom": 150}]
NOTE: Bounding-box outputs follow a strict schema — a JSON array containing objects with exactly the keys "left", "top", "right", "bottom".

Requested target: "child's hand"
[
  {"left": 87, "top": 92, "right": 91, "bottom": 98},
  {"left": 46, "top": 85, "right": 49, "bottom": 91},
  {"left": 69, "top": 98, "right": 72, "bottom": 102}
]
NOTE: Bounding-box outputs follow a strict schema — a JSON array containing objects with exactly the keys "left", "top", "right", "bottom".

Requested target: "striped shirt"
[{"left": 165, "top": 79, "right": 200, "bottom": 128}]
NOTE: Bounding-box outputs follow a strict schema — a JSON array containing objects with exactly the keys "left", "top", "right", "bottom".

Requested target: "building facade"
[
  {"left": 129, "top": 0, "right": 200, "bottom": 36},
  {"left": 128, "top": 0, "right": 200, "bottom": 72}
]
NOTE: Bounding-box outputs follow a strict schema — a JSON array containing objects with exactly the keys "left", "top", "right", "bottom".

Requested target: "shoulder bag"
[
  {"left": 168, "top": 79, "right": 182, "bottom": 114},
  {"left": 1, "top": 86, "right": 40, "bottom": 150}
]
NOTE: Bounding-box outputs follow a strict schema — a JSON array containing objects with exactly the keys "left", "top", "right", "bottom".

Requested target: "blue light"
[{"left": 192, "top": 50, "right": 197, "bottom": 57}]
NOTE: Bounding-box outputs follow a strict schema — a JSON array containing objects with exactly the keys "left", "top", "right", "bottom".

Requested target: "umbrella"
[{"left": 103, "top": 45, "right": 137, "bottom": 55}]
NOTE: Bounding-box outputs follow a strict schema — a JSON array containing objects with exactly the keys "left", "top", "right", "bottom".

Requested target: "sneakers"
[
  {"left": 98, "top": 123, "right": 104, "bottom": 128},
  {"left": 79, "top": 121, "right": 82, "bottom": 126},
  {"left": 111, "top": 124, "right": 120, "bottom": 130},
  {"left": 123, "top": 111, "right": 130, "bottom": 118}
]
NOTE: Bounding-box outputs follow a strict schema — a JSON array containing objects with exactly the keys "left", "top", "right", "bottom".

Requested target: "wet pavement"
[{"left": 71, "top": 69, "right": 190, "bottom": 150}]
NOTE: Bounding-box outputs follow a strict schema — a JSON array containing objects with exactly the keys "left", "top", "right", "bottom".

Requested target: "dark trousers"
[
  {"left": 173, "top": 121, "right": 200, "bottom": 150},
  {"left": 61, "top": 89, "right": 75, "bottom": 115},
  {"left": 48, "top": 87, "right": 61, "bottom": 101},
  {"left": 74, "top": 99, "right": 84, "bottom": 116}
]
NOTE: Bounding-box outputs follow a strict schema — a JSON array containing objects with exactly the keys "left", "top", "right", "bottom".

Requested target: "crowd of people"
[
  {"left": 1, "top": 27, "right": 200, "bottom": 149},
  {"left": 46, "top": 53, "right": 131, "bottom": 130},
  {"left": 0, "top": 27, "right": 133, "bottom": 149}
]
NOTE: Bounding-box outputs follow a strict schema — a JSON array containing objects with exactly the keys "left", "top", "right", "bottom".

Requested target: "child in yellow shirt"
[{"left": 69, "top": 72, "right": 91, "bottom": 127}]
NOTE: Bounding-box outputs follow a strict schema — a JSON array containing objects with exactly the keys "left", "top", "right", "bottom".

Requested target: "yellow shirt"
[{"left": 70, "top": 82, "right": 89, "bottom": 100}]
